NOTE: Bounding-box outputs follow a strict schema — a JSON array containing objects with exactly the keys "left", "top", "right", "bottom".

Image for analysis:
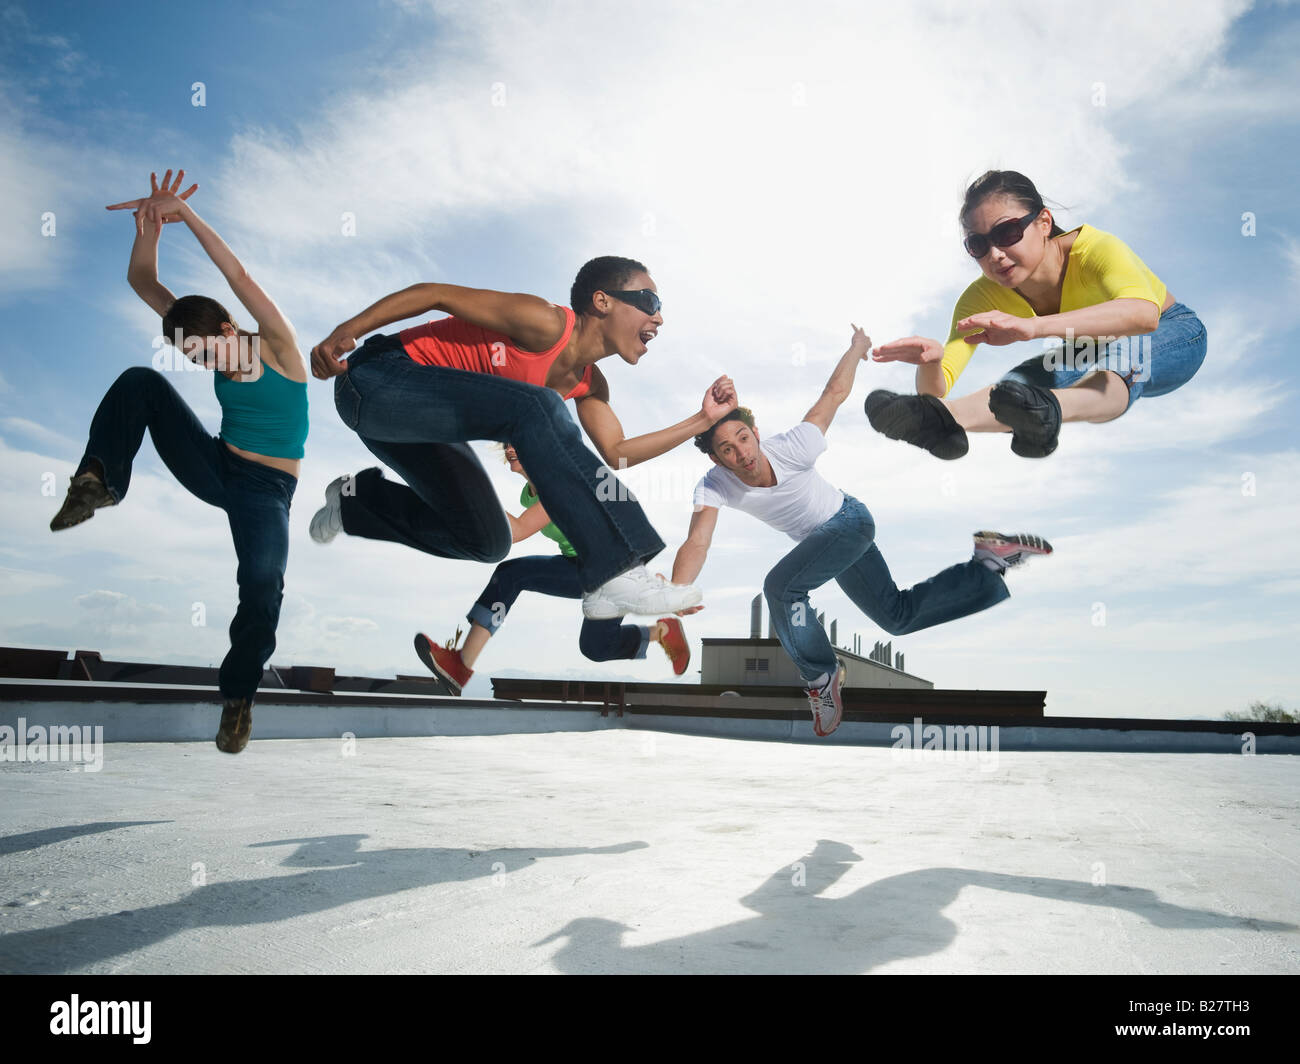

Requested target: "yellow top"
[{"left": 940, "top": 225, "right": 1168, "bottom": 395}]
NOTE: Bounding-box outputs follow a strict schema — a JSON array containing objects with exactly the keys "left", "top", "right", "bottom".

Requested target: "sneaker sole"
[
  {"left": 413, "top": 634, "right": 462, "bottom": 696},
  {"left": 973, "top": 531, "right": 1054, "bottom": 557},
  {"left": 51, "top": 510, "right": 94, "bottom": 532},
  {"left": 865, "top": 391, "right": 969, "bottom": 460},
  {"left": 309, "top": 507, "right": 341, "bottom": 544},
  {"left": 988, "top": 382, "right": 1060, "bottom": 458},
  {"left": 585, "top": 587, "right": 703, "bottom": 620},
  {"left": 658, "top": 618, "right": 691, "bottom": 676}
]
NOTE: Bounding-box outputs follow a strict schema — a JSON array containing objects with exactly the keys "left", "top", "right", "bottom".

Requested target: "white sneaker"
[
  {"left": 309, "top": 474, "right": 351, "bottom": 544},
  {"left": 805, "top": 662, "right": 846, "bottom": 737},
  {"left": 582, "top": 566, "right": 703, "bottom": 620}
]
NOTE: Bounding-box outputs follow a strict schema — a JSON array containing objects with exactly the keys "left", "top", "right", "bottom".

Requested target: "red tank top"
[{"left": 398, "top": 305, "right": 593, "bottom": 401}]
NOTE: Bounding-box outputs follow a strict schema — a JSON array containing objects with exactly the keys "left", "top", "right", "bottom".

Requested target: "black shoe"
[
  {"left": 50, "top": 474, "right": 116, "bottom": 531},
  {"left": 216, "top": 698, "right": 253, "bottom": 754},
  {"left": 988, "top": 381, "right": 1062, "bottom": 458},
  {"left": 864, "top": 390, "right": 969, "bottom": 460}
]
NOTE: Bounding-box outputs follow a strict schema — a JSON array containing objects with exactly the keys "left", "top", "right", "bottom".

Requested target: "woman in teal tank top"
[
  {"left": 864, "top": 170, "right": 1207, "bottom": 459},
  {"left": 49, "top": 169, "right": 309, "bottom": 755}
]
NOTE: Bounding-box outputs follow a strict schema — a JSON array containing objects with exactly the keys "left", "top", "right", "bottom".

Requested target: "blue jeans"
[
  {"left": 77, "top": 367, "right": 297, "bottom": 701},
  {"left": 763, "top": 495, "right": 1009, "bottom": 684},
  {"left": 999, "top": 301, "right": 1206, "bottom": 410},
  {"left": 334, "top": 335, "right": 664, "bottom": 591},
  {"left": 466, "top": 555, "right": 649, "bottom": 661}
]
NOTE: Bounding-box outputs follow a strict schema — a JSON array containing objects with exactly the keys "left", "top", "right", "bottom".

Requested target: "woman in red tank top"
[{"left": 308, "top": 256, "right": 736, "bottom": 622}]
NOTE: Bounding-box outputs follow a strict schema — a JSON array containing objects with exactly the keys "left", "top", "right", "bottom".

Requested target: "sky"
[{"left": 1, "top": 0, "right": 1297, "bottom": 720}]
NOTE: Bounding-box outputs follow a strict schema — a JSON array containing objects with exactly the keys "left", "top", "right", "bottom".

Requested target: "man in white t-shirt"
[{"left": 671, "top": 326, "right": 1052, "bottom": 737}]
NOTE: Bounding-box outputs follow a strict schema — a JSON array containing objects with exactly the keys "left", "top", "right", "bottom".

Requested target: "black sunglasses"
[
  {"left": 606, "top": 289, "right": 662, "bottom": 316},
  {"left": 963, "top": 209, "right": 1043, "bottom": 259}
]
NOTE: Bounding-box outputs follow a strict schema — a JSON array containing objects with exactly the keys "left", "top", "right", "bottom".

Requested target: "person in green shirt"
[
  {"left": 415, "top": 446, "right": 691, "bottom": 695},
  {"left": 864, "top": 170, "right": 1207, "bottom": 459}
]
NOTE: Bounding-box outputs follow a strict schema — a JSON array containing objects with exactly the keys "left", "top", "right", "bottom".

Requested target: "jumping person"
[
  {"left": 672, "top": 326, "right": 1052, "bottom": 737},
  {"left": 51, "top": 170, "right": 309, "bottom": 755},
  {"left": 865, "top": 170, "right": 1207, "bottom": 458},
  {"left": 308, "top": 256, "right": 726, "bottom": 620},
  {"left": 414, "top": 446, "right": 691, "bottom": 695}
]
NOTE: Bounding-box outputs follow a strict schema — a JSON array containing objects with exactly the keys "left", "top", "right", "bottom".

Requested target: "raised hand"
[
  {"left": 871, "top": 335, "right": 943, "bottom": 365},
  {"left": 849, "top": 323, "right": 872, "bottom": 357},
  {"left": 703, "top": 375, "right": 737, "bottom": 421},
  {"left": 955, "top": 310, "right": 1038, "bottom": 346},
  {"left": 106, "top": 169, "right": 199, "bottom": 235},
  {"left": 310, "top": 325, "right": 358, "bottom": 379}
]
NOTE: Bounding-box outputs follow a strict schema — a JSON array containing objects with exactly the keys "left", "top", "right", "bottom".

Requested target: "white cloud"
[
  {"left": 0, "top": 566, "right": 65, "bottom": 596},
  {"left": 0, "top": 416, "right": 77, "bottom": 455}
]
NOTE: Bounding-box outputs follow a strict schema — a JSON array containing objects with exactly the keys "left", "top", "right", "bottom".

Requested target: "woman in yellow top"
[{"left": 865, "top": 170, "right": 1207, "bottom": 458}]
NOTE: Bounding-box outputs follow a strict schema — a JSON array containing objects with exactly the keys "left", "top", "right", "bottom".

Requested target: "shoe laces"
[{"left": 445, "top": 625, "right": 464, "bottom": 652}]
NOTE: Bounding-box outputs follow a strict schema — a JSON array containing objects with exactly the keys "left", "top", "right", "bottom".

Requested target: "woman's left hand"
[
  {"left": 956, "top": 311, "right": 1038, "bottom": 346},
  {"left": 106, "top": 169, "right": 198, "bottom": 235}
]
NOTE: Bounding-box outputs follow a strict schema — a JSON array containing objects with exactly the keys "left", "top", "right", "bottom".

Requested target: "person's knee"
[
  {"left": 578, "top": 627, "right": 616, "bottom": 662},
  {"left": 117, "top": 365, "right": 167, "bottom": 393},
  {"left": 476, "top": 517, "right": 512, "bottom": 562},
  {"left": 530, "top": 388, "right": 577, "bottom": 435},
  {"left": 763, "top": 568, "right": 794, "bottom": 603}
]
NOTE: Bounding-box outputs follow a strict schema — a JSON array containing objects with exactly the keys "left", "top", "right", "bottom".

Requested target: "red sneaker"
[
  {"left": 656, "top": 617, "right": 691, "bottom": 676},
  {"left": 414, "top": 632, "right": 472, "bottom": 696}
]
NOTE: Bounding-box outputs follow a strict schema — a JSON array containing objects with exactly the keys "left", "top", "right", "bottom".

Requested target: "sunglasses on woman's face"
[
  {"left": 606, "top": 289, "right": 662, "bottom": 316},
  {"left": 963, "top": 209, "right": 1043, "bottom": 259}
]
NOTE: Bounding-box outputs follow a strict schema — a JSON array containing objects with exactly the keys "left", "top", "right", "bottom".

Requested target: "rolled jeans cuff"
[{"left": 467, "top": 601, "right": 501, "bottom": 633}]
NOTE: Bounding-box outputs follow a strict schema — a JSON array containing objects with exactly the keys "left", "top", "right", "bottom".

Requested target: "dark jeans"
[
  {"left": 466, "top": 555, "right": 648, "bottom": 661},
  {"left": 334, "top": 335, "right": 664, "bottom": 591},
  {"left": 77, "top": 367, "right": 297, "bottom": 701},
  {"left": 763, "top": 495, "right": 1009, "bottom": 683}
]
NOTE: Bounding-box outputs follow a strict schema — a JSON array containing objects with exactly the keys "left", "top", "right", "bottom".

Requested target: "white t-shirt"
[{"left": 692, "top": 421, "right": 845, "bottom": 541}]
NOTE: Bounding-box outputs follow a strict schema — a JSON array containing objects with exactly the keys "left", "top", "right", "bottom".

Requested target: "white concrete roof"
[{"left": 1, "top": 730, "right": 1296, "bottom": 974}]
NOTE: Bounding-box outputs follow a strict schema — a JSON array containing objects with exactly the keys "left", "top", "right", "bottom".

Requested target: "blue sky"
[{"left": 1, "top": 0, "right": 1297, "bottom": 719}]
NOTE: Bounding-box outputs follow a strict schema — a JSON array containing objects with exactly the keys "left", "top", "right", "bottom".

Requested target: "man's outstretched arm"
[
  {"left": 802, "top": 325, "right": 872, "bottom": 433},
  {"left": 671, "top": 505, "right": 719, "bottom": 586}
]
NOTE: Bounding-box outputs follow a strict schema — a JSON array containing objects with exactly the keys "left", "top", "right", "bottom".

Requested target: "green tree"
[{"left": 1225, "top": 701, "right": 1297, "bottom": 724}]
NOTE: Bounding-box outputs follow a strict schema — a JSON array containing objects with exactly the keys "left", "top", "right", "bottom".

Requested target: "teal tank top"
[{"left": 213, "top": 360, "right": 309, "bottom": 460}]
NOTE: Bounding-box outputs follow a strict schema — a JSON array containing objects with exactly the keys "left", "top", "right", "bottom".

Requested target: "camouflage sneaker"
[
  {"left": 50, "top": 473, "right": 116, "bottom": 531},
  {"left": 215, "top": 697, "right": 253, "bottom": 754}
]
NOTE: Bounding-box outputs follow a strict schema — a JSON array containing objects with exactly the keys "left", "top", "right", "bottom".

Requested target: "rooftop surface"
[{"left": 1, "top": 728, "right": 1296, "bottom": 974}]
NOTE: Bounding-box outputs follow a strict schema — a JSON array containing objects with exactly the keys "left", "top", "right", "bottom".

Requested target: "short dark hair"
[
  {"left": 161, "top": 294, "right": 238, "bottom": 347},
  {"left": 960, "top": 170, "right": 1064, "bottom": 238},
  {"left": 694, "top": 407, "right": 755, "bottom": 455},
  {"left": 570, "top": 256, "right": 648, "bottom": 314}
]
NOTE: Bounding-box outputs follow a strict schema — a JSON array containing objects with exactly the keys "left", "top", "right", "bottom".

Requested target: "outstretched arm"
[
  {"left": 111, "top": 170, "right": 298, "bottom": 352},
  {"left": 576, "top": 370, "right": 737, "bottom": 469},
  {"left": 506, "top": 501, "right": 553, "bottom": 544},
  {"left": 802, "top": 325, "right": 872, "bottom": 433},
  {"left": 311, "top": 285, "right": 569, "bottom": 378},
  {"left": 671, "top": 505, "right": 719, "bottom": 586},
  {"left": 124, "top": 210, "right": 178, "bottom": 318},
  {"left": 108, "top": 170, "right": 197, "bottom": 317}
]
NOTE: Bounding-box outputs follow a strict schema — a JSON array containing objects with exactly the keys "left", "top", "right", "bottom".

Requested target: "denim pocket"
[{"left": 334, "top": 371, "right": 362, "bottom": 431}]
